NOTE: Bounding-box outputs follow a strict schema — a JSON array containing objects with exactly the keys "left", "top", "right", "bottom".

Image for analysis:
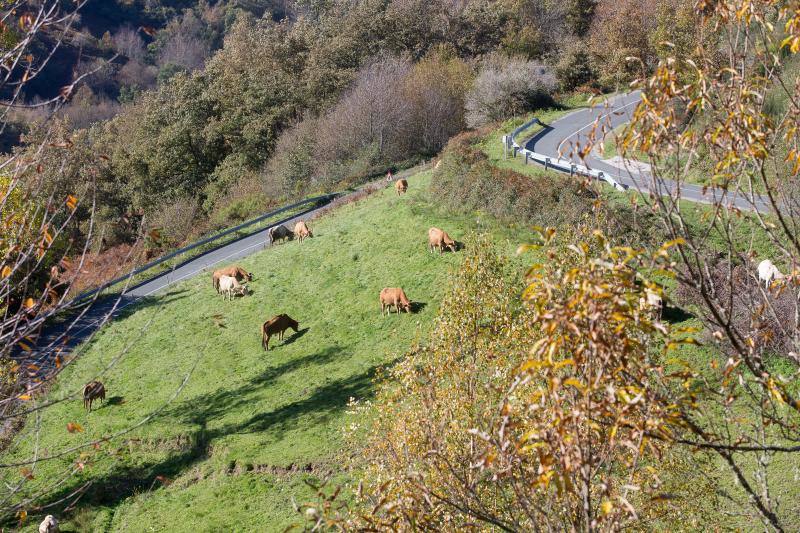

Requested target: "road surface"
[{"left": 525, "top": 91, "right": 773, "bottom": 212}]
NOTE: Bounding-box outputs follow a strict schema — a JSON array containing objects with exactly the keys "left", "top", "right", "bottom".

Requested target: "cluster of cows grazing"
[
  {"left": 206, "top": 178, "right": 461, "bottom": 352},
  {"left": 75, "top": 177, "right": 457, "bottom": 467}
]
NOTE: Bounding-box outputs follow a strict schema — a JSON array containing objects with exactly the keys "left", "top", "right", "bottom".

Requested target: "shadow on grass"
[
  {"left": 104, "top": 396, "right": 125, "bottom": 407},
  {"left": 22, "top": 358, "right": 392, "bottom": 524},
  {"left": 663, "top": 305, "right": 694, "bottom": 324},
  {"left": 169, "top": 345, "right": 346, "bottom": 426},
  {"left": 281, "top": 327, "right": 309, "bottom": 347},
  {"left": 410, "top": 302, "right": 427, "bottom": 314}
]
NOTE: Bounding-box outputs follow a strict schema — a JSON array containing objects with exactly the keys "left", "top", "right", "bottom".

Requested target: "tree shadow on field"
[
  {"left": 167, "top": 345, "right": 346, "bottom": 425},
  {"left": 27, "top": 360, "right": 393, "bottom": 523},
  {"left": 218, "top": 361, "right": 382, "bottom": 438}
]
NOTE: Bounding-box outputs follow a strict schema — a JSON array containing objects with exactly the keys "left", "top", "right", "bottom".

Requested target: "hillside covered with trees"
[
  {"left": 9, "top": 0, "right": 696, "bottom": 279},
  {"left": 5, "top": 0, "right": 800, "bottom": 531}
]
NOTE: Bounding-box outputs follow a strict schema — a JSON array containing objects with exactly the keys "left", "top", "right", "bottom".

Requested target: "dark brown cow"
[
  {"left": 261, "top": 314, "right": 299, "bottom": 350},
  {"left": 268, "top": 225, "right": 294, "bottom": 245},
  {"left": 83, "top": 380, "right": 106, "bottom": 411},
  {"left": 293, "top": 220, "right": 313, "bottom": 242},
  {"left": 212, "top": 266, "right": 252, "bottom": 293},
  {"left": 428, "top": 227, "right": 457, "bottom": 254},
  {"left": 395, "top": 179, "right": 408, "bottom": 196},
  {"left": 380, "top": 288, "right": 411, "bottom": 315}
]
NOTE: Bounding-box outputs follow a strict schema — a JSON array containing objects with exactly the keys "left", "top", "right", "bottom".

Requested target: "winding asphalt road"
[{"left": 525, "top": 91, "right": 773, "bottom": 212}]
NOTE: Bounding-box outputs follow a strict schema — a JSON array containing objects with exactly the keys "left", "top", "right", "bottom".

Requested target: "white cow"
[
  {"left": 757, "top": 259, "right": 784, "bottom": 288},
  {"left": 218, "top": 275, "right": 247, "bottom": 301},
  {"left": 639, "top": 288, "right": 663, "bottom": 320},
  {"left": 39, "top": 515, "right": 58, "bottom": 533}
]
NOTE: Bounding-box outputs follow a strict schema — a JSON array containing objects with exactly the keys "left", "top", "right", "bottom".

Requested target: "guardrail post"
[
  {"left": 570, "top": 164, "right": 576, "bottom": 177},
  {"left": 545, "top": 158, "right": 550, "bottom": 171},
  {"left": 525, "top": 152, "right": 529, "bottom": 165},
  {"left": 513, "top": 147, "right": 518, "bottom": 157}
]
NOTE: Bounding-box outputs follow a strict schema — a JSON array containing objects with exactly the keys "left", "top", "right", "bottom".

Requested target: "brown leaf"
[{"left": 67, "top": 422, "right": 84, "bottom": 433}]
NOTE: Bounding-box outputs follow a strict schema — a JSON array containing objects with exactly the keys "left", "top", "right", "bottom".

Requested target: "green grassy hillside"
[{"left": 10, "top": 171, "right": 526, "bottom": 532}]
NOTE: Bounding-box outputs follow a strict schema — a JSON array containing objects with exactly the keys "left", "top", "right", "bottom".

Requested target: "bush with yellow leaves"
[{"left": 303, "top": 231, "right": 715, "bottom": 531}]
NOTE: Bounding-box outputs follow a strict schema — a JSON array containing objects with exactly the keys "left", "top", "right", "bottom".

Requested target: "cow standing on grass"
[
  {"left": 219, "top": 275, "right": 248, "bottom": 300},
  {"left": 293, "top": 220, "right": 313, "bottom": 242},
  {"left": 395, "top": 179, "right": 408, "bottom": 196},
  {"left": 428, "top": 227, "right": 457, "bottom": 254},
  {"left": 261, "top": 314, "right": 299, "bottom": 350},
  {"left": 757, "top": 259, "right": 785, "bottom": 288},
  {"left": 380, "top": 288, "right": 411, "bottom": 315},
  {"left": 268, "top": 225, "right": 294, "bottom": 245},
  {"left": 83, "top": 381, "right": 105, "bottom": 411},
  {"left": 38, "top": 515, "right": 58, "bottom": 533},
  {"left": 212, "top": 265, "right": 252, "bottom": 293}
]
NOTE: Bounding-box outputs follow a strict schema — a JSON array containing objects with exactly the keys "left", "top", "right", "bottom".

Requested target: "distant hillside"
[{"left": 19, "top": 0, "right": 289, "bottom": 102}]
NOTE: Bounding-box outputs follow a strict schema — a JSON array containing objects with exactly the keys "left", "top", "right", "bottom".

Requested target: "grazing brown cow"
[
  {"left": 293, "top": 220, "right": 313, "bottom": 242},
  {"left": 380, "top": 288, "right": 411, "bottom": 315},
  {"left": 261, "top": 314, "right": 299, "bottom": 350},
  {"left": 212, "top": 265, "right": 252, "bottom": 293},
  {"left": 428, "top": 227, "right": 457, "bottom": 254},
  {"left": 395, "top": 178, "right": 408, "bottom": 196},
  {"left": 83, "top": 380, "right": 106, "bottom": 411},
  {"left": 268, "top": 225, "right": 294, "bottom": 245}
]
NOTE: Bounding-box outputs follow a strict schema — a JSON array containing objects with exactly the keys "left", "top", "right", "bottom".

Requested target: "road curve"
[{"left": 525, "top": 92, "right": 773, "bottom": 213}]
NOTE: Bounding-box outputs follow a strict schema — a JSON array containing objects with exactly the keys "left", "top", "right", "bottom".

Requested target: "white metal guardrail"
[{"left": 503, "top": 117, "right": 627, "bottom": 192}]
